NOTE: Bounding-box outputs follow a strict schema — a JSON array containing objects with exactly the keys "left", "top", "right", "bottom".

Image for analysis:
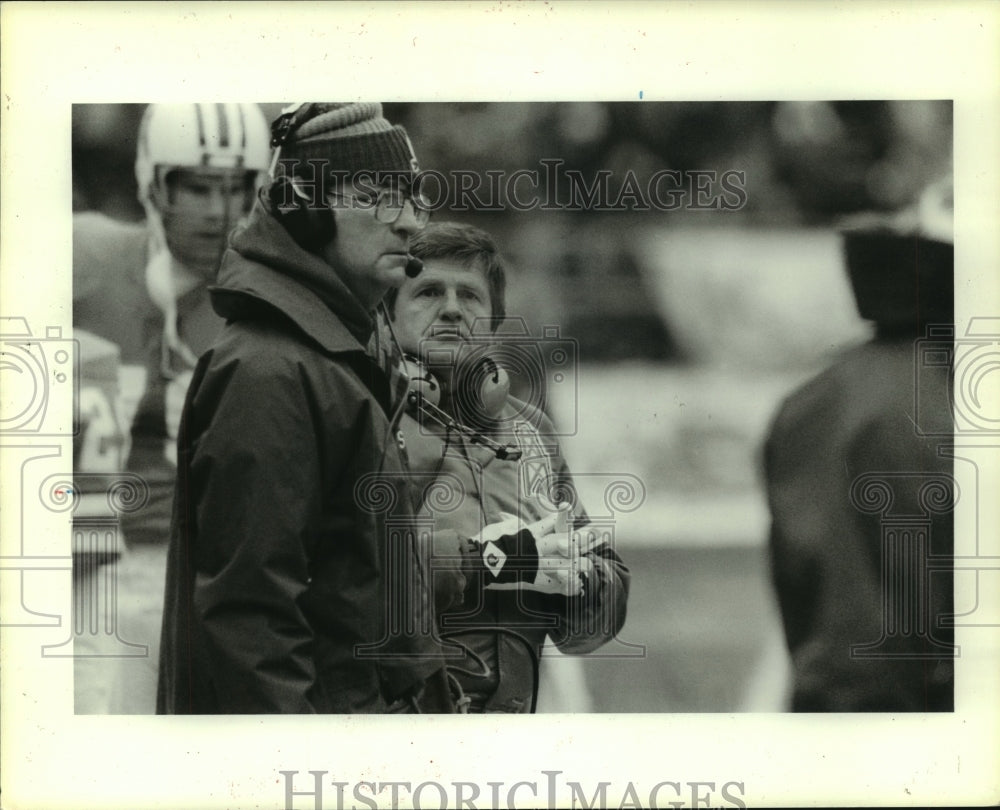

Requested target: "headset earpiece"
[
  {"left": 453, "top": 350, "right": 510, "bottom": 430},
  {"left": 473, "top": 356, "right": 510, "bottom": 418},
  {"left": 403, "top": 355, "right": 442, "bottom": 410},
  {"left": 268, "top": 175, "right": 336, "bottom": 252}
]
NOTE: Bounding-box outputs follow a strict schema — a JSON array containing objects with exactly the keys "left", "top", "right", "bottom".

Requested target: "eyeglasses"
[{"left": 327, "top": 187, "right": 431, "bottom": 227}]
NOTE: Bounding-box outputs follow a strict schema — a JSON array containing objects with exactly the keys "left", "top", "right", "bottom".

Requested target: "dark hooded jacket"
[{"left": 157, "top": 203, "right": 447, "bottom": 713}]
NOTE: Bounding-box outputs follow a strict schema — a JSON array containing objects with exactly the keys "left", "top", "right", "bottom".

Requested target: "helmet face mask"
[{"left": 135, "top": 103, "right": 271, "bottom": 275}]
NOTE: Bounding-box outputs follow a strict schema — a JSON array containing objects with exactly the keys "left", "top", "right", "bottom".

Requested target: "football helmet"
[{"left": 136, "top": 103, "right": 270, "bottom": 275}]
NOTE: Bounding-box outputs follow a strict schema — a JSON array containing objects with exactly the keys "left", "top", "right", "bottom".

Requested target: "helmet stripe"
[
  {"left": 215, "top": 102, "right": 230, "bottom": 149},
  {"left": 236, "top": 104, "right": 247, "bottom": 149},
  {"left": 194, "top": 103, "right": 207, "bottom": 148}
]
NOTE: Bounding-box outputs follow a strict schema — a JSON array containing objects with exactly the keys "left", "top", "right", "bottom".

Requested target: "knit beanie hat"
[{"left": 270, "top": 102, "right": 420, "bottom": 189}]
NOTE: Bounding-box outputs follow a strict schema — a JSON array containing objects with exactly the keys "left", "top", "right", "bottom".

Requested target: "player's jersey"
[
  {"left": 73, "top": 212, "right": 151, "bottom": 365},
  {"left": 73, "top": 211, "right": 223, "bottom": 547},
  {"left": 73, "top": 327, "right": 131, "bottom": 564},
  {"left": 74, "top": 329, "right": 128, "bottom": 477}
]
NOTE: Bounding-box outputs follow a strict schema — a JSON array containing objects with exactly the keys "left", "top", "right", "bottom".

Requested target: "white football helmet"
[{"left": 136, "top": 103, "right": 271, "bottom": 274}]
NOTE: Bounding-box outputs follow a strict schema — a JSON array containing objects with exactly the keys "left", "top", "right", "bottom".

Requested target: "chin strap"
[{"left": 142, "top": 219, "right": 199, "bottom": 380}]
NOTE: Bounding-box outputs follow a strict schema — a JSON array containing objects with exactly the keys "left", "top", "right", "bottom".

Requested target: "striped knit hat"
[{"left": 270, "top": 102, "right": 419, "bottom": 187}]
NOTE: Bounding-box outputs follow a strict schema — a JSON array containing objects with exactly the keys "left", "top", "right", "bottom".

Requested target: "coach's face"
[
  {"left": 321, "top": 183, "right": 425, "bottom": 310},
  {"left": 391, "top": 258, "right": 492, "bottom": 367}
]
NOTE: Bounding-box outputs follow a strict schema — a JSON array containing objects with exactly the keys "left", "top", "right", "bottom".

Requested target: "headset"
[
  {"left": 264, "top": 104, "right": 331, "bottom": 252},
  {"left": 401, "top": 353, "right": 521, "bottom": 462}
]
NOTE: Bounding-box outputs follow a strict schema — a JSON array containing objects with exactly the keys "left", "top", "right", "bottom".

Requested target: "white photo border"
[{"left": 2, "top": 2, "right": 999, "bottom": 808}]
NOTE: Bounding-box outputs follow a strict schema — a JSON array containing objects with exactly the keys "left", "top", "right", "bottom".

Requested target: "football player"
[{"left": 73, "top": 103, "right": 271, "bottom": 714}]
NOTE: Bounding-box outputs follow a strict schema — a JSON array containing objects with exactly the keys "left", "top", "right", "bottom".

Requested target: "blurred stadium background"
[{"left": 73, "top": 101, "right": 952, "bottom": 712}]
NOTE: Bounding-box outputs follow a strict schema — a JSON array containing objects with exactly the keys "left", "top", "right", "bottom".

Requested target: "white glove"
[{"left": 471, "top": 504, "right": 595, "bottom": 597}]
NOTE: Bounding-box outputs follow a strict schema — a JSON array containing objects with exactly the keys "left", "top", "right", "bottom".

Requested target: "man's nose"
[
  {"left": 206, "top": 187, "right": 231, "bottom": 219},
  {"left": 391, "top": 199, "right": 424, "bottom": 238},
  {"left": 439, "top": 291, "right": 462, "bottom": 321}
]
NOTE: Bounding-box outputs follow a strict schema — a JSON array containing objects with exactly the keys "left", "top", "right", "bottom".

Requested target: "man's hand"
[
  {"left": 471, "top": 504, "right": 596, "bottom": 597},
  {"left": 528, "top": 547, "right": 594, "bottom": 596}
]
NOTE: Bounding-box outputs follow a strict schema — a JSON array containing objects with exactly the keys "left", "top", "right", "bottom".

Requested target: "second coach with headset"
[{"left": 386, "top": 221, "right": 631, "bottom": 712}]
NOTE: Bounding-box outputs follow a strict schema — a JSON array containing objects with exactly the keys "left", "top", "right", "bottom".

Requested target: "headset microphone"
[{"left": 405, "top": 255, "right": 424, "bottom": 278}]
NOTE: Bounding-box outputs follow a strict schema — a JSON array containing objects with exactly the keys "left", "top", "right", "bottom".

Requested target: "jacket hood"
[{"left": 210, "top": 201, "right": 375, "bottom": 353}]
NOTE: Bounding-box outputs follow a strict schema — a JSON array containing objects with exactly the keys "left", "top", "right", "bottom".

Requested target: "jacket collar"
[{"left": 210, "top": 202, "right": 375, "bottom": 355}]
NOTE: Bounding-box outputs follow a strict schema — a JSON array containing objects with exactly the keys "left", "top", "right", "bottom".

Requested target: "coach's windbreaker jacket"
[
  {"left": 157, "top": 203, "right": 447, "bottom": 714},
  {"left": 401, "top": 401, "right": 631, "bottom": 712}
]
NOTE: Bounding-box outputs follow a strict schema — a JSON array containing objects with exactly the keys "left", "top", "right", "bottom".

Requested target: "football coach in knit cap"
[{"left": 157, "top": 103, "right": 455, "bottom": 713}]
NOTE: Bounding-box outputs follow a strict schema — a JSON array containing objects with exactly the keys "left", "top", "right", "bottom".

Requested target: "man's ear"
[{"left": 148, "top": 173, "right": 171, "bottom": 215}]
